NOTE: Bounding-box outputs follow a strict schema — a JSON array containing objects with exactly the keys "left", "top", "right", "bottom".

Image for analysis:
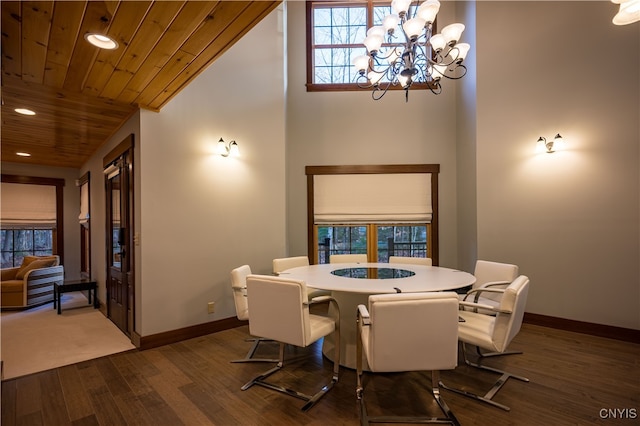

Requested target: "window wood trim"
[
  {"left": 78, "top": 171, "right": 91, "bottom": 279},
  {"left": 305, "top": 164, "right": 440, "bottom": 265}
]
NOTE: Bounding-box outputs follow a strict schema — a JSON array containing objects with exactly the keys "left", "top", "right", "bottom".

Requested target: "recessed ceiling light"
[
  {"left": 16, "top": 152, "right": 31, "bottom": 157},
  {"left": 84, "top": 33, "right": 118, "bottom": 50},
  {"left": 15, "top": 108, "right": 36, "bottom": 115}
]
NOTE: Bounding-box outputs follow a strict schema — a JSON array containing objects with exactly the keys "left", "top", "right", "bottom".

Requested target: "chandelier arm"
[
  {"left": 356, "top": 73, "right": 373, "bottom": 89},
  {"left": 372, "top": 85, "right": 389, "bottom": 100},
  {"left": 443, "top": 64, "right": 467, "bottom": 80},
  {"left": 429, "top": 80, "right": 443, "bottom": 95}
]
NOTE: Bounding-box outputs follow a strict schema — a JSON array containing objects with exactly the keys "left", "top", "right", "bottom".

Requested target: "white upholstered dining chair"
[
  {"left": 272, "top": 255, "right": 309, "bottom": 274},
  {"left": 330, "top": 253, "right": 367, "bottom": 263},
  {"left": 241, "top": 274, "right": 340, "bottom": 411},
  {"left": 460, "top": 260, "right": 519, "bottom": 314},
  {"left": 356, "top": 292, "right": 461, "bottom": 425},
  {"left": 441, "top": 275, "right": 531, "bottom": 411},
  {"left": 388, "top": 255, "right": 433, "bottom": 266},
  {"left": 230, "top": 265, "right": 278, "bottom": 363},
  {"left": 273, "top": 256, "right": 330, "bottom": 299}
]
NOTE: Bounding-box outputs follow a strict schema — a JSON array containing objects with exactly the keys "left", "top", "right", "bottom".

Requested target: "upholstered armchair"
[
  {"left": 356, "top": 291, "right": 461, "bottom": 425},
  {"left": 329, "top": 254, "right": 367, "bottom": 263},
  {"left": 441, "top": 275, "right": 531, "bottom": 411},
  {"left": 229, "top": 265, "right": 277, "bottom": 363},
  {"left": 1, "top": 255, "right": 64, "bottom": 309},
  {"left": 460, "top": 260, "right": 519, "bottom": 314},
  {"left": 273, "top": 255, "right": 330, "bottom": 299},
  {"left": 388, "top": 255, "right": 433, "bottom": 265},
  {"left": 241, "top": 274, "right": 340, "bottom": 411}
]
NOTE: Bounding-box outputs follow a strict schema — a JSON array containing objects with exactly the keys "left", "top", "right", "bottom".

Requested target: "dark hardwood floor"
[{"left": 2, "top": 323, "right": 638, "bottom": 425}]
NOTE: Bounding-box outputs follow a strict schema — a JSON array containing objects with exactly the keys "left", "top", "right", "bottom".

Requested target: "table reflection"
[{"left": 331, "top": 267, "right": 415, "bottom": 279}]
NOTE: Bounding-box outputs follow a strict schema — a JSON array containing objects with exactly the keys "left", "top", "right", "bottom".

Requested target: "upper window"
[
  {"left": 306, "top": 1, "right": 433, "bottom": 92},
  {"left": 307, "top": 1, "right": 368, "bottom": 89}
]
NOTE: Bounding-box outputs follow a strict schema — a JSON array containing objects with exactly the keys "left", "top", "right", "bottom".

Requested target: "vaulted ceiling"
[{"left": 1, "top": 0, "right": 281, "bottom": 168}]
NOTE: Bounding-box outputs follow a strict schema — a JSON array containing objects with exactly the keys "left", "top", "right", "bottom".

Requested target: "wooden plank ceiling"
[{"left": 1, "top": 0, "right": 281, "bottom": 168}]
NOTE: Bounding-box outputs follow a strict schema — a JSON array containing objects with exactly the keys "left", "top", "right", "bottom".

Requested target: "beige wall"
[
  {"left": 136, "top": 8, "right": 286, "bottom": 336},
  {"left": 285, "top": 1, "right": 462, "bottom": 267},
  {"left": 474, "top": 1, "right": 639, "bottom": 329},
  {"left": 455, "top": 0, "right": 478, "bottom": 275}
]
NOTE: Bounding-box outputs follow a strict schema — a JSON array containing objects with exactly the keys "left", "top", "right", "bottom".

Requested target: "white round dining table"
[{"left": 280, "top": 262, "right": 476, "bottom": 369}]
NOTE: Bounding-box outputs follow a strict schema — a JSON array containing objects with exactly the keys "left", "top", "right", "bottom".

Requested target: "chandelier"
[{"left": 352, "top": 0, "right": 470, "bottom": 101}]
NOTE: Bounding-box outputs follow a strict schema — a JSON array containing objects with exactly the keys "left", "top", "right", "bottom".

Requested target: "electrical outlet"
[{"left": 207, "top": 301, "right": 215, "bottom": 314}]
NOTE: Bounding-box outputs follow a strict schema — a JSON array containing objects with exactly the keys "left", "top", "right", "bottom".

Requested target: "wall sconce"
[
  {"left": 611, "top": 0, "right": 640, "bottom": 25},
  {"left": 536, "top": 133, "right": 565, "bottom": 154},
  {"left": 216, "top": 138, "right": 239, "bottom": 157}
]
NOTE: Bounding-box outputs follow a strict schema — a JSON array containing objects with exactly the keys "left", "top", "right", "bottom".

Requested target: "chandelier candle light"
[{"left": 353, "top": 0, "right": 470, "bottom": 101}]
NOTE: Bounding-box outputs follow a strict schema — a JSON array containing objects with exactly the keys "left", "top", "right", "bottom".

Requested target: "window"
[
  {"left": 306, "top": 164, "right": 440, "bottom": 264},
  {"left": 316, "top": 224, "right": 429, "bottom": 264},
  {"left": 0, "top": 228, "right": 54, "bottom": 268},
  {"left": 307, "top": 1, "right": 368, "bottom": 89},
  {"left": 306, "top": 1, "right": 433, "bottom": 92},
  {"left": 377, "top": 224, "right": 428, "bottom": 261},
  {"left": 1, "top": 229, "right": 53, "bottom": 267},
  {"left": 0, "top": 174, "right": 65, "bottom": 268},
  {"left": 317, "top": 225, "right": 368, "bottom": 263}
]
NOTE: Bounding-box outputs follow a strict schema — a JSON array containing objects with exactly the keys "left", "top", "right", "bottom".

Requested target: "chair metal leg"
[
  {"left": 356, "top": 371, "right": 459, "bottom": 425},
  {"left": 241, "top": 339, "right": 340, "bottom": 412},
  {"left": 431, "top": 371, "right": 461, "bottom": 426},
  {"left": 440, "top": 342, "right": 529, "bottom": 411},
  {"left": 231, "top": 337, "right": 278, "bottom": 363}
]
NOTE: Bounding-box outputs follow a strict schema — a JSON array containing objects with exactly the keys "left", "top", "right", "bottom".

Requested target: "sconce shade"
[
  {"left": 216, "top": 138, "right": 227, "bottom": 155},
  {"left": 429, "top": 64, "right": 448, "bottom": 80},
  {"left": 363, "top": 35, "right": 384, "bottom": 54},
  {"left": 441, "top": 23, "right": 465, "bottom": 46},
  {"left": 552, "top": 134, "right": 565, "bottom": 151},
  {"left": 429, "top": 34, "right": 446, "bottom": 52},
  {"left": 367, "top": 26, "right": 386, "bottom": 38},
  {"left": 217, "top": 138, "right": 239, "bottom": 157},
  {"left": 403, "top": 17, "right": 427, "bottom": 39},
  {"left": 454, "top": 43, "right": 471, "bottom": 63},
  {"left": 392, "top": 0, "right": 413, "bottom": 15},
  {"left": 353, "top": 55, "right": 370, "bottom": 73},
  {"left": 398, "top": 73, "right": 411, "bottom": 88},
  {"left": 536, "top": 134, "right": 564, "bottom": 154},
  {"left": 229, "top": 141, "right": 240, "bottom": 157},
  {"left": 368, "top": 70, "right": 385, "bottom": 86},
  {"left": 417, "top": 0, "right": 441, "bottom": 24},
  {"left": 383, "top": 14, "right": 400, "bottom": 33},
  {"left": 612, "top": 0, "right": 640, "bottom": 25}
]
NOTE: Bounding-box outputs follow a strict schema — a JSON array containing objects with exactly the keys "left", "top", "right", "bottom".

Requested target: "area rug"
[{"left": 0, "top": 292, "right": 136, "bottom": 380}]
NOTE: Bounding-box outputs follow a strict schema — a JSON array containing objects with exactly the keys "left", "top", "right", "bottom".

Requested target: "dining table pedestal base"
[{"left": 322, "top": 291, "right": 371, "bottom": 370}]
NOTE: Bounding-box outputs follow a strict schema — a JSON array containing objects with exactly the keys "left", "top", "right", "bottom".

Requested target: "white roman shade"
[
  {"left": 79, "top": 181, "right": 90, "bottom": 224},
  {"left": 1, "top": 183, "right": 57, "bottom": 227},
  {"left": 314, "top": 173, "right": 432, "bottom": 224}
]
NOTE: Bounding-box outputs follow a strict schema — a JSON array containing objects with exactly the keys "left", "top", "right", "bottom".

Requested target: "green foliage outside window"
[{"left": 0, "top": 228, "right": 53, "bottom": 268}]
